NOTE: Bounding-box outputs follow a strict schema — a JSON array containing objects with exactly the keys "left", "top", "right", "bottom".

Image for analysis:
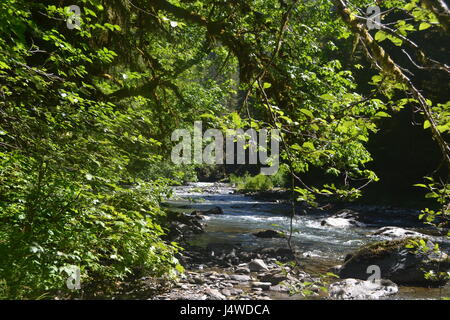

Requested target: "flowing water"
[{"left": 165, "top": 182, "right": 450, "bottom": 300}]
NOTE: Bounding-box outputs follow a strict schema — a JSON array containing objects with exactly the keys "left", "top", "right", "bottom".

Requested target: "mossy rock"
[
  {"left": 344, "top": 238, "right": 418, "bottom": 261},
  {"left": 339, "top": 237, "right": 450, "bottom": 287}
]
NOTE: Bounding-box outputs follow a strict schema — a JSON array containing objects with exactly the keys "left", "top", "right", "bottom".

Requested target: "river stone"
[
  {"left": 221, "top": 289, "right": 232, "bottom": 296},
  {"left": 206, "top": 288, "right": 226, "bottom": 300},
  {"left": 259, "top": 247, "right": 295, "bottom": 262},
  {"left": 230, "top": 274, "right": 251, "bottom": 282},
  {"left": 194, "top": 206, "right": 223, "bottom": 215},
  {"left": 230, "top": 288, "right": 243, "bottom": 295},
  {"left": 259, "top": 273, "right": 288, "bottom": 285},
  {"left": 165, "top": 211, "right": 206, "bottom": 242},
  {"left": 321, "top": 209, "right": 364, "bottom": 228},
  {"left": 251, "top": 282, "right": 272, "bottom": 290},
  {"left": 249, "top": 259, "right": 269, "bottom": 272},
  {"left": 321, "top": 217, "right": 353, "bottom": 228},
  {"left": 369, "top": 226, "right": 431, "bottom": 240},
  {"left": 192, "top": 276, "right": 205, "bottom": 284},
  {"left": 253, "top": 230, "right": 284, "bottom": 239},
  {"left": 329, "top": 279, "right": 398, "bottom": 300},
  {"left": 182, "top": 293, "right": 208, "bottom": 300},
  {"left": 339, "top": 238, "right": 450, "bottom": 286},
  {"left": 269, "top": 284, "right": 289, "bottom": 292},
  {"left": 235, "top": 267, "right": 250, "bottom": 274}
]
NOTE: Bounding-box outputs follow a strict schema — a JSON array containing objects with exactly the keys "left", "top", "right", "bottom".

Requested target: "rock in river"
[
  {"left": 339, "top": 238, "right": 450, "bottom": 286},
  {"left": 329, "top": 279, "right": 398, "bottom": 300},
  {"left": 369, "top": 226, "right": 431, "bottom": 240},
  {"left": 321, "top": 209, "right": 365, "bottom": 228},
  {"left": 192, "top": 206, "right": 223, "bottom": 215},
  {"left": 253, "top": 230, "right": 285, "bottom": 239},
  {"left": 165, "top": 212, "right": 205, "bottom": 242}
]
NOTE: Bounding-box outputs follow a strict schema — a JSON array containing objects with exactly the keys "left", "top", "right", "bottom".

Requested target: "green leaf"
[
  {"left": 325, "top": 272, "right": 339, "bottom": 278},
  {"left": 175, "top": 264, "right": 184, "bottom": 273},
  {"left": 404, "top": 2, "right": 416, "bottom": 11},
  {"left": 388, "top": 35, "right": 403, "bottom": 46},
  {"left": 419, "top": 22, "right": 431, "bottom": 30},
  {"left": 423, "top": 120, "right": 431, "bottom": 129},
  {"left": 375, "top": 111, "right": 390, "bottom": 118},
  {"left": 231, "top": 112, "right": 241, "bottom": 126},
  {"left": 358, "top": 135, "right": 368, "bottom": 142},
  {"left": 300, "top": 108, "right": 314, "bottom": 118},
  {"left": 302, "top": 141, "right": 315, "bottom": 150},
  {"left": 84, "top": 8, "right": 97, "bottom": 17},
  {"left": 0, "top": 61, "right": 10, "bottom": 69},
  {"left": 374, "top": 31, "right": 387, "bottom": 42},
  {"left": 371, "top": 75, "right": 382, "bottom": 83},
  {"left": 319, "top": 93, "right": 334, "bottom": 100}
]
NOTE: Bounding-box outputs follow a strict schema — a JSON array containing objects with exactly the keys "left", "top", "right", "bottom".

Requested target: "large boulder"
[
  {"left": 369, "top": 226, "right": 431, "bottom": 240},
  {"left": 165, "top": 212, "right": 205, "bottom": 242},
  {"left": 329, "top": 279, "right": 398, "bottom": 300},
  {"left": 339, "top": 238, "right": 450, "bottom": 286}
]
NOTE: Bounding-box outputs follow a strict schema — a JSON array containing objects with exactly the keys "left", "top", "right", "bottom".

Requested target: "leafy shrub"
[
  {"left": 0, "top": 1, "right": 184, "bottom": 299},
  {"left": 0, "top": 150, "right": 182, "bottom": 299},
  {"left": 231, "top": 173, "right": 273, "bottom": 191},
  {"left": 229, "top": 164, "right": 290, "bottom": 192}
]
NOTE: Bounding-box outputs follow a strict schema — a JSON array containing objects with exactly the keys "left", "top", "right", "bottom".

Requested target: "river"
[{"left": 165, "top": 182, "right": 450, "bottom": 300}]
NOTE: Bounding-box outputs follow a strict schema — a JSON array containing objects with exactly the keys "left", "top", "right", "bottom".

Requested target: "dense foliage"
[{"left": 0, "top": 0, "right": 448, "bottom": 298}]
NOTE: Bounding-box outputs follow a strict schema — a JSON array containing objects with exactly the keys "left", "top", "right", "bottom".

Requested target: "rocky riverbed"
[{"left": 155, "top": 182, "right": 450, "bottom": 300}]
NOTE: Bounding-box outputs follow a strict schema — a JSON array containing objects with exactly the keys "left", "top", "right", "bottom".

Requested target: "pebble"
[
  {"left": 248, "top": 259, "right": 269, "bottom": 272},
  {"left": 230, "top": 274, "right": 251, "bottom": 282},
  {"left": 235, "top": 267, "right": 251, "bottom": 274},
  {"left": 206, "top": 288, "right": 226, "bottom": 300},
  {"left": 251, "top": 281, "right": 272, "bottom": 290},
  {"left": 221, "top": 289, "right": 232, "bottom": 296}
]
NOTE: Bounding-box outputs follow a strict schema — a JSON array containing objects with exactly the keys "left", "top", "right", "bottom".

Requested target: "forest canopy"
[{"left": 0, "top": 0, "right": 448, "bottom": 299}]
